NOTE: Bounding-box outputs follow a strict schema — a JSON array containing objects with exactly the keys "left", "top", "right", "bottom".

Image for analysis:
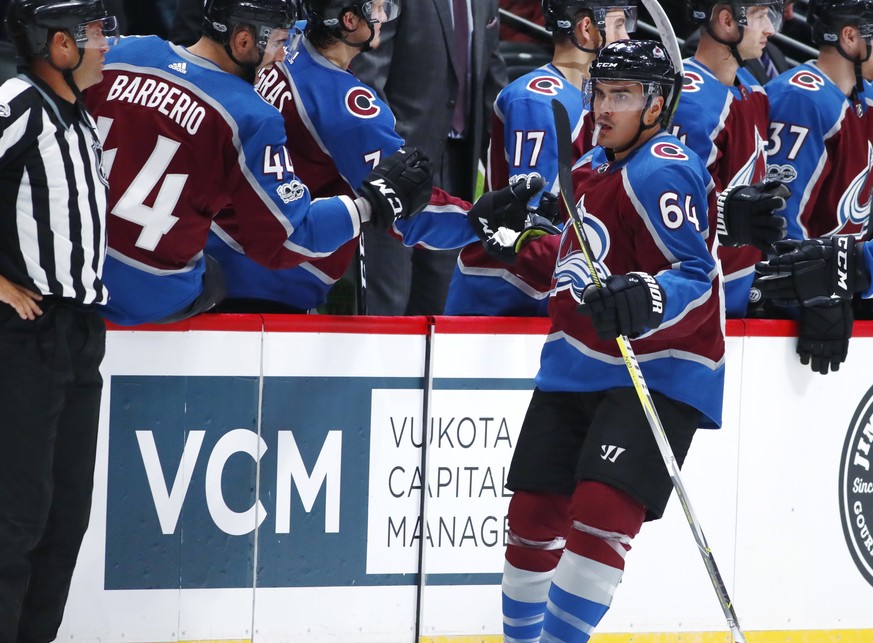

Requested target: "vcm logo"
[{"left": 136, "top": 428, "right": 342, "bottom": 536}]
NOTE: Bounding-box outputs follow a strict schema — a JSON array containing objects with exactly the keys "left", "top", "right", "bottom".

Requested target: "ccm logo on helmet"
[
  {"left": 788, "top": 71, "right": 825, "bottom": 91},
  {"left": 526, "top": 76, "right": 564, "bottom": 96},
  {"left": 651, "top": 143, "right": 689, "bottom": 161},
  {"left": 345, "top": 87, "right": 380, "bottom": 119}
]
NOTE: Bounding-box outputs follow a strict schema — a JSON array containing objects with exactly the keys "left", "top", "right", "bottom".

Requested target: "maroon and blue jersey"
[
  {"left": 533, "top": 132, "right": 724, "bottom": 427},
  {"left": 672, "top": 60, "right": 770, "bottom": 317},
  {"left": 766, "top": 62, "right": 873, "bottom": 242},
  {"left": 205, "top": 38, "right": 475, "bottom": 311},
  {"left": 85, "top": 36, "right": 361, "bottom": 325},
  {"left": 445, "top": 64, "right": 588, "bottom": 316}
]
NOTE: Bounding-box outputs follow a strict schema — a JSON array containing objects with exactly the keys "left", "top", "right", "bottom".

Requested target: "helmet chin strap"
[
  {"left": 225, "top": 43, "right": 262, "bottom": 83},
  {"left": 570, "top": 27, "right": 606, "bottom": 54},
  {"left": 339, "top": 20, "right": 377, "bottom": 52},
  {"left": 835, "top": 38, "right": 872, "bottom": 99},
  {"left": 47, "top": 45, "right": 86, "bottom": 101},
  {"left": 706, "top": 23, "right": 747, "bottom": 67}
]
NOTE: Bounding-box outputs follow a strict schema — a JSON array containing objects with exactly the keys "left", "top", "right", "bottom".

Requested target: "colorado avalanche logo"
[
  {"left": 836, "top": 141, "right": 873, "bottom": 230},
  {"left": 345, "top": 87, "right": 380, "bottom": 119},
  {"left": 682, "top": 71, "right": 705, "bottom": 93},
  {"left": 651, "top": 142, "right": 689, "bottom": 161},
  {"left": 788, "top": 70, "right": 825, "bottom": 92},
  {"left": 526, "top": 76, "right": 563, "bottom": 96},
  {"left": 554, "top": 195, "right": 611, "bottom": 302},
  {"left": 726, "top": 130, "right": 765, "bottom": 188}
]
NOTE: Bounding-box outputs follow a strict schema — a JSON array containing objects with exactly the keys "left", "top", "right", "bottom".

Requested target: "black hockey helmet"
[
  {"left": 302, "top": 0, "right": 400, "bottom": 29},
  {"left": 808, "top": 0, "right": 873, "bottom": 47},
  {"left": 542, "top": 0, "right": 637, "bottom": 53},
  {"left": 301, "top": 0, "right": 399, "bottom": 50},
  {"left": 5, "top": 0, "right": 118, "bottom": 59},
  {"left": 542, "top": 0, "right": 637, "bottom": 34},
  {"left": 587, "top": 39, "right": 680, "bottom": 129},
  {"left": 203, "top": 0, "right": 297, "bottom": 45},
  {"left": 686, "top": 0, "right": 783, "bottom": 31}
]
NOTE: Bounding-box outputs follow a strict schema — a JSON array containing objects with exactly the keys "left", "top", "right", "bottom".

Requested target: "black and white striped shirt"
[{"left": 0, "top": 72, "right": 108, "bottom": 306}]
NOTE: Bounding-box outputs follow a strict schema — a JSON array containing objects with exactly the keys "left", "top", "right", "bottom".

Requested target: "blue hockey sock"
[
  {"left": 502, "top": 560, "right": 556, "bottom": 643},
  {"left": 539, "top": 549, "right": 623, "bottom": 642}
]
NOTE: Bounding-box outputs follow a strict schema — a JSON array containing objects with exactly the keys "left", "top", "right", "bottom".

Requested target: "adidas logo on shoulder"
[{"left": 168, "top": 62, "right": 187, "bottom": 74}]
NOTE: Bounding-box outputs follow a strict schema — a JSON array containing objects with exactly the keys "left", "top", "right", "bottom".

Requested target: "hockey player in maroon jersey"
[
  {"left": 205, "top": 0, "right": 548, "bottom": 313},
  {"left": 84, "top": 0, "right": 434, "bottom": 325},
  {"left": 755, "top": 0, "right": 873, "bottom": 373},
  {"left": 499, "top": 40, "right": 724, "bottom": 642},
  {"left": 672, "top": 0, "right": 789, "bottom": 318}
]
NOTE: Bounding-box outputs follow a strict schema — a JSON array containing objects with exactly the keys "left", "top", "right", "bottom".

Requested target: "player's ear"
[
  {"left": 842, "top": 24, "right": 861, "bottom": 53},
  {"left": 231, "top": 24, "right": 254, "bottom": 53},
  {"left": 47, "top": 29, "right": 75, "bottom": 67},
  {"left": 576, "top": 15, "right": 596, "bottom": 48},
  {"left": 715, "top": 6, "right": 736, "bottom": 30},
  {"left": 643, "top": 96, "right": 664, "bottom": 127},
  {"left": 342, "top": 8, "right": 360, "bottom": 31}
]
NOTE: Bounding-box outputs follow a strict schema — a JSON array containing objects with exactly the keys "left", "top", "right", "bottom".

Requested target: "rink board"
[{"left": 55, "top": 316, "right": 873, "bottom": 641}]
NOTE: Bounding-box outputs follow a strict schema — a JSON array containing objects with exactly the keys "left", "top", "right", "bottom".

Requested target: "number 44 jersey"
[{"left": 84, "top": 36, "right": 362, "bottom": 325}]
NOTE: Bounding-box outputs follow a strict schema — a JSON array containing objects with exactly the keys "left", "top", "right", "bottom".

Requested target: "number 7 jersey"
[{"left": 84, "top": 36, "right": 361, "bottom": 325}]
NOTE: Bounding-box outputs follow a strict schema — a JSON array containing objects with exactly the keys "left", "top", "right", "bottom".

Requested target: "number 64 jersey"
[
  {"left": 84, "top": 36, "right": 361, "bottom": 325},
  {"left": 536, "top": 132, "right": 725, "bottom": 428}
]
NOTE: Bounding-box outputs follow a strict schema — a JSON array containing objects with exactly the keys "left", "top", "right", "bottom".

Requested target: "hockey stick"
[
  {"left": 639, "top": 0, "right": 684, "bottom": 130},
  {"left": 551, "top": 98, "right": 746, "bottom": 643}
]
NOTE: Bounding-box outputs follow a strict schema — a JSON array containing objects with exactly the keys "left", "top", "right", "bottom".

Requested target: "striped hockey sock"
[
  {"left": 502, "top": 561, "right": 556, "bottom": 643},
  {"left": 502, "top": 490, "right": 570, "bottom": 643},
  {"left": 539, "top": 549, "right": 622, "bottom": 642},
  {"left": 539, "top": 481, "right": 646, "bottom": 642}
]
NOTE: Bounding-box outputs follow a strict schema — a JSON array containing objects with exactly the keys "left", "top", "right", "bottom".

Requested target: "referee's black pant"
[{"left": 0, "top": 301, "right": 105, "bottom": 643}]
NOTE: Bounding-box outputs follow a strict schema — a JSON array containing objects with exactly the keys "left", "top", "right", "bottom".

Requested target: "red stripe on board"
[
  {"left": 433, "top": 316, "right": 552, "bottom": 335},
  {"left": 105, "top": 314, "right": 263, "bottom": 332},
  {"left": 261, "top": 314, "right": 429, "bottom": 335},
  {"left": 104, "top": 315, "right": 873, "bottom": 337}
]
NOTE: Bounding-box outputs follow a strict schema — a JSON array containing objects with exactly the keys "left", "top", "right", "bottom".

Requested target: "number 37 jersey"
[{"left": 84, "top": 36, "right": 360, "bottom": 325}]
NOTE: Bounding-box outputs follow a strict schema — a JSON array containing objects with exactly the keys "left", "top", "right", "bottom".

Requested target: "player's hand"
[
  {"left": 0, "top": 275, "right": 43, "bottom": 321},
  {"left": 359, "top": 146, "right": 433, "bottom": 231},
  {"left": 577, "top": 272, "right": 666, "bottom": 340},
  {"left": 717, "top": 181, "right": 789, "bottom": 251},
  {"left": 796, "top": 300, "right": 853, "bottom": 374},
  {"left": 532, "top": 190, "right": 561, "bottom": 225},
  {"left": 468, "top": 174, "right": 547, "bottom": 236},
  {"left": 755, "top": 237, "right": 870, "bottom": 306},
  {"left": 480, "top": 214, "right": 561, "bottom": 264},
  {"left": 467, "top": 175, "right": 554, "bottom": 264}
]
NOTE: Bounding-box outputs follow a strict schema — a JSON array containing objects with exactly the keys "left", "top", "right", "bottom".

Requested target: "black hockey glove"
[
  {"left": 796, "top": 300, "right": 854, "bottom": 375},
  {"left": 359, "top": 146, "right": 433, "bottom": 232},
  {"left": 716, "top": 181, "right": 789, "bottom": 250},
  {"left": 755, "top": 237, "right": 871, "bottom": 306},
  {"left": 532, "top": 190, "right": 561, "bottom": 225},
  {"left": 468, "top": 174, "right": 547, "bottom": 237},
  {"left": 578, "top": 272, "right": 666, "bottom": 340},
  {"left": 481, "top": 214, "right": 561, "bottom": 264},
  {"left": 468, "top": 175, "right": 555, "bottom": 263}
]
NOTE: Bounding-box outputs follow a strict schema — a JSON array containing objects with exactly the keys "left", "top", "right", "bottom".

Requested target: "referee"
[{"left": 0, "top": 1, "right": 117, "bottom": 641}]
